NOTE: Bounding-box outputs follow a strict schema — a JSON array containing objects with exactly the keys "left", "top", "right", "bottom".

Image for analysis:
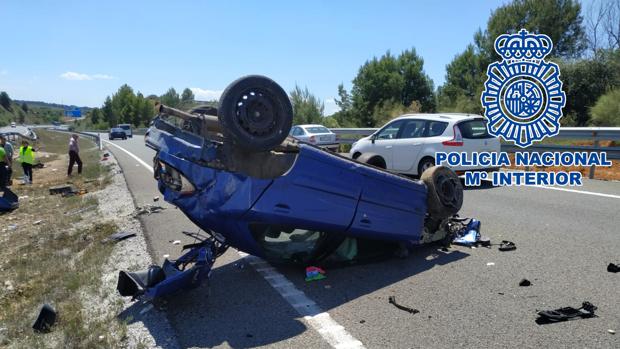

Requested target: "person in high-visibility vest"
[
  {"left": 0, "top": 142, "right": 7, "bottom": 190},
  {"left": 19, "top": 140, "right": 35, "bottom": 184}
]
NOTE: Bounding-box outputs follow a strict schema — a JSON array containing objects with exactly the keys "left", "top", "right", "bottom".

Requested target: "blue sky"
[{"left": 0, "top": 0, "right": 508, "bottom": 114}]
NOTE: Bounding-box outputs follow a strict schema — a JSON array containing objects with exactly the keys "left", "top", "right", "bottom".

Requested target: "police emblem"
[{"left": 481, "top": 29, "right": 566, "bottom": 148}]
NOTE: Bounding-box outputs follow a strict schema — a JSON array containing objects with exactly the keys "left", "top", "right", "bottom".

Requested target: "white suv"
[{"left": 350, "top": 113, "right": 501, "bottom": 175}]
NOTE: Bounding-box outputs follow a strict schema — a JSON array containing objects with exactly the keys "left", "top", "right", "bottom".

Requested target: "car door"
[
  {"left": 368, "top": 119, "right": 405, "bottom": 169},
  {"left": 390, "top": 119, "right": 427, "bottom": 173}
]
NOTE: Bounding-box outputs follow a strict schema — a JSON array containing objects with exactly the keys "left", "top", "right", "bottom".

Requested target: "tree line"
[{"left": 87, "top": 0, "right": 620, "bottom": 129}]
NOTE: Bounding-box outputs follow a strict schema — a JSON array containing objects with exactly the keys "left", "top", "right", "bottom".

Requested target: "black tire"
[
  {"left": 421, "top": 165, "right": 463, "bottom": 220},
  {"left": 418, "top": 157, "right": 435, "bottom": 176},
  {"left": 356, "top": 153, "right": 386, "bottom": 169},
  {"left": 218, "top": 75, "right": 293, "bottom": 152}
]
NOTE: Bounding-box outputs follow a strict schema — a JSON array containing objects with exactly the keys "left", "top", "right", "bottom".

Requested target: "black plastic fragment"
[
  {"left": 388, "top": 296, "right": 419, "bottom": 314},
  {"left": 103, "top": 231, "right": 136, "bottom": 243},
  {"left": 519, "top": 279, "right": 532, "bottom": 286},
  {"left": 32, "top": 304, "right": 56, "bottom": 333},
  {"left": 608, "top": 263, "right": 619, "bottom": 273},
  {"left": 536, "top": 301, "right": 597, "bottom": 325},
  {"left": 499, "top": 240, "right": 516, "bottom": 251}
]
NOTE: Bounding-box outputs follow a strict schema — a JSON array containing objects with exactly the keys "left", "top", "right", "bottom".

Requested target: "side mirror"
[{"left": 371, "top": 134, "right": 376, "bottom": 144}]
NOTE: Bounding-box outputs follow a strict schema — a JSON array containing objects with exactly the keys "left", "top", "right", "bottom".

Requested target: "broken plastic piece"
[
  {"left": 49, "top": 185, "right": 74, "bottom": 195},
  {"left": 32, "top": 304, "right": 56, "bottom": 333},
  {"left": 536, "top": 301, "right": 597, "bottom": 324},
  {"left": 388, "top": 296, "right": 419, "bottom": 314},
  {"left": 452, "top": 219, "right": 481, "bottom": 247},
  {"left": 519, "top": 278, "right": 531, "bottom": 286},
  {"left": 305, "top": 266, "right": 326, "bottom": 281},
  {"left": 0, "top": 189, "right": 18, "bottom": 212},
  {"left": 103, "top": 231, "right": 136, "bottom": 243},
  {"left": 499, "top": 240, "right": 516, "bottom": 251},
  {"left": 608, "top": 263, "right": 619, "bottom": 273}
]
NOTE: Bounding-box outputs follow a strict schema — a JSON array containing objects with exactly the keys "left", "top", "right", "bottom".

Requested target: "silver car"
[{"left": 290, "top": 124, "right": 338, "bottom": 151}]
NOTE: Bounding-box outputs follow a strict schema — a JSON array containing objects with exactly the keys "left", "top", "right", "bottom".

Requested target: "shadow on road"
[{"left": 120, "top": 245, "right": 468, "bottom": 348}]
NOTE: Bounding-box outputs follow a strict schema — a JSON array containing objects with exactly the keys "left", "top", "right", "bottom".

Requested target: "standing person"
[
  {"left": 0, "top": 135, "right": 14, "bottom": 186},
  {"left": 19, "top": 140, "right": 35, "bottom": 184},
  {"left": 0, "top": 142, "right": 7, "bottom": 190},
  {"left": 68, "top": 134, "right": 82, "bottom": 176}
]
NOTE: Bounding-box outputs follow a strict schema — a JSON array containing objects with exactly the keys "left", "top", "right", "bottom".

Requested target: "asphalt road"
[{"left": 103, "top": 135, "right": 620, "bottom": 349}]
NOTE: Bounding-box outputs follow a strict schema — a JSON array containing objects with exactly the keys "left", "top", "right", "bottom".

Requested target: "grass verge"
[{"left": 0, "top": 130, "right": 127, "bottom": 348}]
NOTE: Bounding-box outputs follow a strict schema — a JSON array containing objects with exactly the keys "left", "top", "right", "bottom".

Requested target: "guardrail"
[
  {"left": 46, "top": 128, "right": 103, "bottom": 150},
  {"left": 330, "top": 127, "right": 620, "bottom": 179}
]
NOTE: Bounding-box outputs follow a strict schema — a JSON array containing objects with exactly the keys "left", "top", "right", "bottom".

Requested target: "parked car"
[
  {"left": 350, "top": 114, "right": 501, "bottom": 176},
  {"left": 109, "top": 127, "right": 127, "bottom": 140},
  {"left": 117, "top": 123, "right": 133, "bottom": 138},
  {"left": 290, "top": 124, "right": 338, "bottom": 151},
  {"left": 118, "top": 75, "right": 464, "bottom": 300}
]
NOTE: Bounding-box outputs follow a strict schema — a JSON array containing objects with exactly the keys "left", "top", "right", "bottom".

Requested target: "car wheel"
[
  {"left": 418, "top": 157, "right": 435, "bottom": 176},
  {"left": 218, "top": 75, "right": 293, "bottom": 152},
  {"left": 356, "top": 153, "right": 386, "bottom": 169},
  {"left": 421, "top": 165, "right": 463, "bottom": 220}
]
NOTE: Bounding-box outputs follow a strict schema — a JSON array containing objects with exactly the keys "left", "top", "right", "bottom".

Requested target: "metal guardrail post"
[{"left": 589, "top": 131, "right": 598, "bottom": 179}]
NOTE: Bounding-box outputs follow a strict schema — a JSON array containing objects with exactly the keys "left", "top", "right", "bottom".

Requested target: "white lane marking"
[
  {"left": 243, "top": 253, "right": 365, "bottom": 349},
  {"left": 106, "top": 143, "right": 365, "bottom": 349},
  {"left": 102, "top": 139, "right": 154, "bottom": 174},
  {"left": 480, "top": 178, "right": 620, "bottom": 199}
]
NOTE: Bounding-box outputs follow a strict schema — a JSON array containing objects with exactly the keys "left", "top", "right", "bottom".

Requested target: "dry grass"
[{"left": 0, "top": 130, "right": 127, "bottom": 348}]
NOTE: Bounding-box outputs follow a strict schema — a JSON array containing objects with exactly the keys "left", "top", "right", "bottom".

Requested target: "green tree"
[
  {"left": 160, "top": 87, "right": 180, "bottom": 107},
  {"left": 102, "top": 96, "right": 116, "bottom": 127},
  {"left": 0, "top": 92, "right": 11, "bottom": 110},
  {"left": 590, "top": 88, "right": 620, "bottom": 126},
  {"left": 20, "top": 102, "right": 28, "bottom": 113},
  {"left": 90, "top": 108, "right": 101, "bottom": 125},
  {"left": 181, "top": 88, "right": 195, "bottom": 103},
  {"left": 290, "top": 85, "right": 324, "bottom": 125},
  {"left": 350, "top": 49, "right": 435, "bottom": 127},
  {"left": 439, "top": 0, "right": 586, "bottom": 112}
]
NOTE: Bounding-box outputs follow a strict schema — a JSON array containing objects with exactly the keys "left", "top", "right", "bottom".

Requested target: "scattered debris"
[
  {"left": 18, "top": 195, "right": 28, "bottom": 200},
  {"left": 33, "top": 220, "right": 43, "bottom": 225},
  {"left": 0, "top": 189, "right": 19, "bottom": 212},
  {"left": 4, "top": 280, "right": 14, "bottom": 291},
  {"left": 172, "top": 240, "right": 181, "bottom": 245},
  {"left": 65, "top": 204, "right": 97, "bottom": 216},
  {"left": 388, "top": 296, "right": 419, "bottom": 315},
  {"left": 519, "top": 279, "right": 532, "bottom": 287},
  {"left": 486, "top": 262, "right": 495, "bottom": 266},
  {"left": 98, "top": 335, "right": 105, "bottom": 341},
  {"left": 7, "top": 224, "right": 17, "bottom": 231},
  {"left": 607, "top": 263, "right": 619, "bottom": 273},
  {"left": 451, "top": 218, "right": 490, "bottom": 247},
  {"left": 32, "top": 304, "right": 57, "bottom": 333},
  {"left": 536, "top": 301, "right": 597, "bottom": 325},
  {"left": 609, "top": 329, "right": 616, "bottom": 335},
  {"left": 305, "top": 266, "right": 326, "bottom": 281},
  {"left": 163, "top": 254, "right": 170, "bottom": 259},
  {"left": 133, "top": 204, "right": 165, "bottom": 217},
  {"left": 499, "top": 240, "right": 517, "bottom": 251},
  {"left": 359, "top": 320, "right": 366, "bottom": 324},
  {"left": 153, "top": 196, "right": 160, "bottom": 202},
  {"left": 61, "top": 188, "right": 88, "bottom": 198},
  {"left": 49, "top": 184, "right": 74, "bottom": 195},
  {"left": 102, "top": 231, "right": 136, "bottom": 243}
]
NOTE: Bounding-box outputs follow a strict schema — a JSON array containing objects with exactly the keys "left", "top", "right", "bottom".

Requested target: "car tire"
[
  {"left": 417, "top": 157, "right": 435, "bottom": 176},
  {"left": 356, "top": 153, "right": 386, "bottom": 169},
  {"left": 421, "top": 165, "right": 463, "bottom": 220},
  {"left": 218, "top": 75, "right": 293, "bottom": 152}
]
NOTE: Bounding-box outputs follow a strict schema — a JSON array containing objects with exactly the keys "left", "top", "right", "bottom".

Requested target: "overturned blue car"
[{"left": 117, "top": 75, "right": 464, "bottom": 300}]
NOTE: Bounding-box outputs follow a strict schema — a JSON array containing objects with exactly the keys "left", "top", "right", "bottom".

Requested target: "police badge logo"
[{"left": 481, "top": 29, "right": 566, "bottom": 148}]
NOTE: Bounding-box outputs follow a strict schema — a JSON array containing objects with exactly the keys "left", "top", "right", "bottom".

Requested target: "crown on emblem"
[{"left": 494, "top": 29, "right": 553, "bottom": 61}]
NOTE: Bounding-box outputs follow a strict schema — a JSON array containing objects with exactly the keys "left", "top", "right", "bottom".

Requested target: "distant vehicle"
[
  {"left": 10, "top": 122, "right": 16, "bottom": 128},
  {"left": 109, "top": 127, "right": 127, "bottom": 140},
  {"left": 52, "top": 121, "right": 61, "bottom": 126},
  {"left": 117, "top": 124, "right": 132, "bottom": 138},
  {"left": 289, "top": 124, "right": 338, "bottom": 151},
  {"left": 350, "top": 114, "right": 501, "bottom": 176}
]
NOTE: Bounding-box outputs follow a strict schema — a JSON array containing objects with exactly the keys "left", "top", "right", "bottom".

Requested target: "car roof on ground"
[{"left": 393, "top": 113, "right": 484, "bottom": 122}]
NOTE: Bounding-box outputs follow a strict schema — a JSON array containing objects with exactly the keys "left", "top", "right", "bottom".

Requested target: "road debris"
[
  {"left": 499, "top": 240, "right": 517, "bottom": 251},
  {"left": 172, "top": 240, "right": 181, "bottom": 245},
  {"left": 102, "top": 231, "right": 136, "bottom": 243},
  {"left": 519, "top": 278, "right": 532, "bottom": 286},
  {"left": 61, "top": 188, "right": 88, "bottom": 197},
  {"left": 536, "top": 301, "right": 597, "bottom": 324},
  {"left": 153, "top": 196, "right": 159, "bottom": 202},
  {"left": 486, "top": 262, "right": 495, "bottom": 266},
  {"left": 132, "top": 204, "right": 165, "bottom": 217},
  {"left": 32, "top": 304, "right": 57, "bottom": 333},
  {"left": 388, "top": 296, "right": 419, "bottom": 315},
  {"left": 608, "top": 329, "right": 616, "bottom": 335},
  {"left": 49, "top": 184, "right": 74, "bottom": 195},
  {"left": 305, "top": 266, "right": 326, "bottom": 281},
  {"left": 65, "top": 204, "right": 97, "bottom": 216},
  {"left": 451, "top": 218, "right": 490, "bottom": 247},
  {"left": 607, "top": 263, "right": 619, "bottom": 273}
]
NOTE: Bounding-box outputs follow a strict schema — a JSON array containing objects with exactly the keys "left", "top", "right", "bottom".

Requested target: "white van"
[{"left": 117, "top": 124, "right": 133, "bottom": 138}]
